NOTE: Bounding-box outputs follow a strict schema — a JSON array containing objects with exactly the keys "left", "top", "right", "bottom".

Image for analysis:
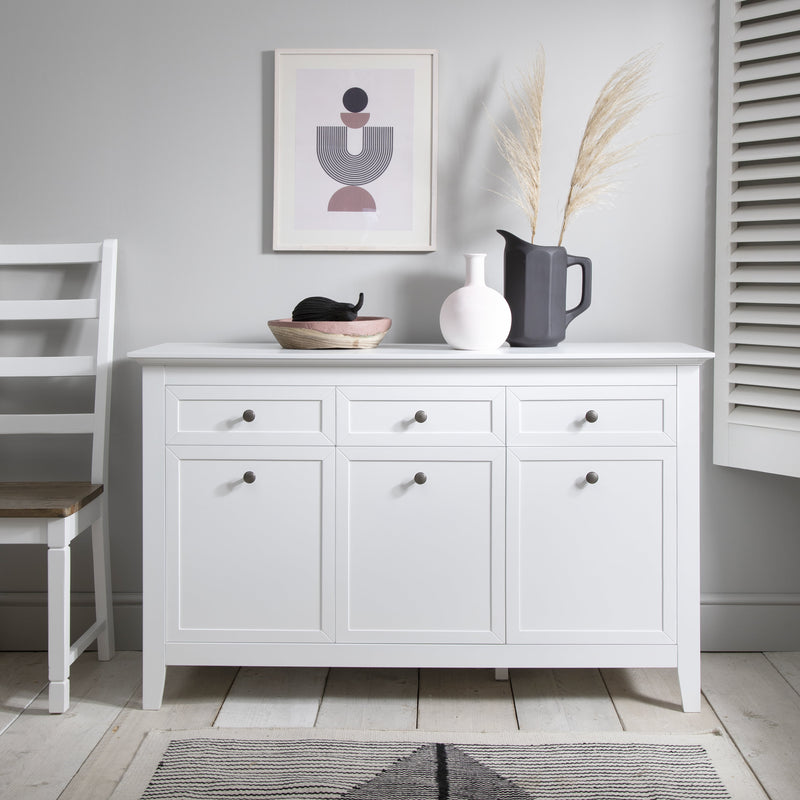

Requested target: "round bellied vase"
[{"left": 439, "top": 253, "right": 512, "bottom": 350}]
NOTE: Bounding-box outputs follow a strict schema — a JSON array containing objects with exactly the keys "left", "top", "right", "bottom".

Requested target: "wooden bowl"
[{"left": 268, "top": 317, "right": 392, "bottom": 349}]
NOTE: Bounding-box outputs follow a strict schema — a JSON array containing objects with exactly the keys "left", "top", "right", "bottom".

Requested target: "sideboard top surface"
[{"left": 129, "top": 342, "right": 713, "bottom": 368}]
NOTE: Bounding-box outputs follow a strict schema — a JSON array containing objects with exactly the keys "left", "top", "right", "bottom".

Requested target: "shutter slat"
[
  {"left": 735, "top": 141, "right": 800, "bottom": 161},
  {"left": 733, "top": 96, "right": 800, "bottom": 123},
  {"left": 733, "top": 202, "right": 800, "bottom": 222},
  {"left": 733, "top": 244, "right": 800, "bottom": 261},
  {"left": 731, "top": 307, "right": 800, "bottom": 324},
  {"left": 736, "top": 32, "right": 800, "bottom": 62},
  {"left": 731, "top": 222, "right": 800, "bottom": 241},
  {"left": 730, "top": 385, "right": 800, "bottom": 411},
  {"left": 732, "top": 285, "right": 800, "bottom": 302},
  {"left": 735, "top": 75, "right": 800, "bottom": 102},
  {"left": 736, "top": 14, "right": 800, "bottom": 41},
  {"left": 731, "top": 325, "right": 800, "bottom": 346},
  {"left": 731, "top": 364, "right": 800, "bottom": 389},
  {"left": 729, "top": 405, "right": 800, "bottom": 431},
  {"left": 733, "top": 162, "right": 800, "bottom": 181},
  {"left": 733, "top": 183, "right": 800, "bottom": 202},
  {"left": 732, "top": 264, "right": 800, "bottom": 281},
  {"left": 736, "top": 0, "right": 800, "bottom": 23},
  {"left": 730, "top": 344, "right": 800, "bottom": 369},
  {"left": 733, "top": 117, "right": 800, "bottom": 142},
  {"left": 736, "top": 53, "right": 800, "bottom": 82}
]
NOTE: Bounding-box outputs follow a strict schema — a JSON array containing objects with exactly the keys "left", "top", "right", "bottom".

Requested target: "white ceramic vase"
[{"left": 439, "top": 253, "right": 512, "bottom": 350}]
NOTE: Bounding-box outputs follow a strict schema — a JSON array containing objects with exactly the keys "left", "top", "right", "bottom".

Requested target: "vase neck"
[{"left": 463, "top": 253, "right": 487, "bottom": 286}]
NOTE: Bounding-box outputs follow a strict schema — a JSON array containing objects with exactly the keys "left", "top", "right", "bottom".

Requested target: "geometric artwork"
[{"left": 273, "top": 50, "right": 438, "bottom": 251}]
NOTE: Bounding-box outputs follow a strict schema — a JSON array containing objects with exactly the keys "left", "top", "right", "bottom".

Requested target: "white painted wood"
[
  {"left": 0, "top": 652, "right": 140, "bottom": 800},
  {"left": 507, "top": 385, "right": 676, "bottom": 446},
  {"left": 336, "top": 446, "right": 504, "bottom": 643},
  {"left": 336, "top": 386, "right": 505, "bottom": 446},
  {"left": 511, "top": 668, "right": 622, "bottom": 732},
  {"left": 507, "top": 447, "right": 676, "bottom": 645},
  {"left": 0, "top": 239, "right": 118, "bottom": 713},
  {"left": 0, "top": 653, "right": 48, "bottom": 736},
  {"left": 702, "top": 652, "right": 800, "bottom": 800},
  {"left": 315, "top": 668, "right": 418, "bottom": 730},
  {"left": 418, "top": 668, "right": 518, "bottom": 731},
  {"left": 60, "top": 662, "right": 237, "bottom": 800},
  {"left": 765, "top": 651, "right": 800, "bottom": 694},
  {"left": 131, "top": 344, "right": 709, "bottom": 712},
  {"left": 214, "top": 667, "right": 328, "bottom": 728},
  {"left": 165, "top": 446, "right": 334, "bottom": 643},
  {"left": 166, "top": 385, "right": 335, "bottom": 446}
]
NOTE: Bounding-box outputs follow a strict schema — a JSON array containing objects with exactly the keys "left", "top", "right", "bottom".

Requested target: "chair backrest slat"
[
  {"left": 0, "top": 299, "right": 99, "bottom": 320},
  {"left": 0, "top": 239, "right": 117, "bottom": 485},
  {"left": 0, "top": 413, "right": 94, "bottom": 435}
]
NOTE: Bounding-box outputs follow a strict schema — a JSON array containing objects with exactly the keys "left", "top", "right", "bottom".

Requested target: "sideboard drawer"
[
  {"left": 166, "top": 385, "right": 335, "bottom": 445},
  {"left": 337, "top": 387, "right": 505, "bottom": 445},
  {"left": 507, "top": 386, "right": 676, "bottom": 446}
]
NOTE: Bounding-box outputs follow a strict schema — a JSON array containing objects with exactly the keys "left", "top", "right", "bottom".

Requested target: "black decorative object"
[
  {"left": 292, "top": 292, "right": 365, "bottom": 322},
  {"left": 498, "top": 230, "right": 592, "bottom": 347}
]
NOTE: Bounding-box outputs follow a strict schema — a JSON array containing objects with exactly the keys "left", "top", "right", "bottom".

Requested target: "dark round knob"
[
  {"left": 585, "top": 409, "right": 599, "bottom": 423},
  {"left": 242, "top": 409, "right": 256, "bottom": 422},
  {"left": 414, "top": 410, "right": 428, "bottom": 423},
  {"left": 243, "top": 471, "right": 256, "bottom": 484},
  {"left": 585, "top": 471, "right": 599, "bottom": 484},
  {"left": 414, "top": 472, "right": 427, "bottom": 485}
]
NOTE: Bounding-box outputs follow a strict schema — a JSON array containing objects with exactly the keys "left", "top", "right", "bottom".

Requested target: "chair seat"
[{"left": 0, "top": 482, "right": 104, "bottom": 518}]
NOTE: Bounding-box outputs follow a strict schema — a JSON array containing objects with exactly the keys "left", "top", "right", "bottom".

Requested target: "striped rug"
[{"left": 111, "top": 728, "right": 766, "bottom": 800}]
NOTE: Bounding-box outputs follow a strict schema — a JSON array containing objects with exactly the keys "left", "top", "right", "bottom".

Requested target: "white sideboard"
[{"left": 129, "top": 342, "right": 713, "bottom": 711}]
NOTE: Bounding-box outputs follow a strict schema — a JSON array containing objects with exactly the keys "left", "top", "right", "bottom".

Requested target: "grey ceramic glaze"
[{"left": 498, "top": 230, "right": 592, "bottom": 347}]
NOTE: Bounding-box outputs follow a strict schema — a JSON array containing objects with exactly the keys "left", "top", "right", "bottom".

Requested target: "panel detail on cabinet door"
[
  {"left": 336, "top": 447, "right": 505, "bottom": 643},
  {"left": 165, "top": 447, "right": 334, "bottom": 642},
  {"left": 507, "top": 447, "right": 676, "bottom": 645}
]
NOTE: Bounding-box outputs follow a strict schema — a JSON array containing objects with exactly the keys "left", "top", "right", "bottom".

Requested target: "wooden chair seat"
[{"left": 0, "top": 483, "right": 104, "bottom": 518}]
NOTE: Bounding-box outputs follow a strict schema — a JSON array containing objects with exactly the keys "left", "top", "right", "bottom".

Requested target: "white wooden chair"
[{"left": 0, "top": 240, "right": 117, "bottom": 713}]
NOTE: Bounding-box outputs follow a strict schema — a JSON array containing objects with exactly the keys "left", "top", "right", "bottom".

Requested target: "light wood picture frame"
[{"left": 273, "top": 49, "right": 438, "bottom": 252}]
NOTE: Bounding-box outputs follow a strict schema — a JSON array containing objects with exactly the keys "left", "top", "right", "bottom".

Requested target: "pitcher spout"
[{"left": 497, "top": 229, "right": 529, "bottom": 249}]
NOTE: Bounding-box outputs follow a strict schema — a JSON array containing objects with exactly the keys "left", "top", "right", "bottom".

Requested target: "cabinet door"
[
  {"left": 166, "top": 446, "right": 334, "bottom": 642},
  {"left": 337, "top": 447, "right": 505, "bottom": 643},
  {"left": 507, "top": 447, "right": 676, "bottom": 645}
]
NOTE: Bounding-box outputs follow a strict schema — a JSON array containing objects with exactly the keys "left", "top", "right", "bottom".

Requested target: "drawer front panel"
[
  {"left": 167, "top": 386, "right": 335, "bottom": 445},
  {"left": 508, "top": 386, "right": 676, "bottom": 446},
  {"left": 337, "top": 387, "right": 505, "bottom": 445}
]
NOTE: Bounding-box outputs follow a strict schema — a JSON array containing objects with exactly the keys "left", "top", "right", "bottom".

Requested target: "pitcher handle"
[{"left": 565, "top": 255, "right": 592, "bottom": 324}]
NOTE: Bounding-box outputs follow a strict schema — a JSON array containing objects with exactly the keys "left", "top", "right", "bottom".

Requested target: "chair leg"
[
  {"left": 91, "top": 509, "right": 115, "bottom": 661},
  {"left": 47, "top": 543, "right": 71, "bottom": 714}
]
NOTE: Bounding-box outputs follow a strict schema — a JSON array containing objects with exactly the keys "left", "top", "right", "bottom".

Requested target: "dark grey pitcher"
[{"left": 498, "top": 230, "right": 592, "bottom": 347}]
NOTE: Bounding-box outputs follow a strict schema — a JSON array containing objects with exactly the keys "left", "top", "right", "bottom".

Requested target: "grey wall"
[{"left": 2, "top": 0, "right": 799, "bottom": 650}]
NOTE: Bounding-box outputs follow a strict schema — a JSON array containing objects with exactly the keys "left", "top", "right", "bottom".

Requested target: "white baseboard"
[{"left": 2, "top": 592, "right": 799, "bottom": 653}]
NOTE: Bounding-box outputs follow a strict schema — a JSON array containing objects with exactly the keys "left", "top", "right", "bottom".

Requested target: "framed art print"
[{"left": 273, "top": 49, "right": 438, "bottom": 251}]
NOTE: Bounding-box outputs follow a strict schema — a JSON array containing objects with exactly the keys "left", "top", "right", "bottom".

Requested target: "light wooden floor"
[{"left": 0, "top": 652, "right": 798, "bottom": 799}]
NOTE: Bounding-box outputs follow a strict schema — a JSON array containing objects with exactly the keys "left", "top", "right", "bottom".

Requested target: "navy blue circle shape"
[{"left": 343, "top": 87, "right": 368, "bottom": 113}]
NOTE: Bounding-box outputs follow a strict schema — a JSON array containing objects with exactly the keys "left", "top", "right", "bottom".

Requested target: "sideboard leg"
[
  {"left": 678, "top": 657, "right": 701, "bottom": 712},
  {"left": 494, "top": 668, "right": 509, "bottom": 681},
  {"left": 143, "top": 653, "right": 166, "bottom": 710}
]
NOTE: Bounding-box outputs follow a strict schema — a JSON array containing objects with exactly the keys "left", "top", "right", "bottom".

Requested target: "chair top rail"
[
  {"left": 0, "top": 299, "right": 99, "bottom": 320},
  {"left": 0, "top": 242, "right": 103, "bottom": 265},
  {"left": 0, "top": 413, "right": 95, "bottom": 435},
  {"left": 0, "top": 356, "right": 96, "bottom": 377}
]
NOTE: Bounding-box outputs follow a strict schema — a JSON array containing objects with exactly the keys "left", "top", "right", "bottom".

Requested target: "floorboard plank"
[
  {"left": 702, "top": 652, "right": 800, "bottom": 800},
  {"left": 602, "top": 667, "right": 721, "bottom": 733},
  {"left": 417, "top": 668, "right": 518, "bottom": 732},
  {"left": 315, "top": 668, "right": 418, "bottom": 731},
  {"left": 0, "top": 652, "right": 48, "bottom": 736},
  {"left": 214, "top": 667, "right": 327, "bottom": 728},
  {"left": 511, "top": 668, "right": 622, "bottom": 732},
  {"left": 765, "top": 651, "right": 800, "bottom": 696},
  {"left": 0, "top": 651, "right": 140, "bottom": 800},
  {"left": 60, "top": 661, "right": 237, "bottom": 800}
]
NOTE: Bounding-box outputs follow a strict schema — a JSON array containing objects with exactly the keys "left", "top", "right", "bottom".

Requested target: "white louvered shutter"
[{"left": 714, "top": 0, "right": 800, "bottom": 477}]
